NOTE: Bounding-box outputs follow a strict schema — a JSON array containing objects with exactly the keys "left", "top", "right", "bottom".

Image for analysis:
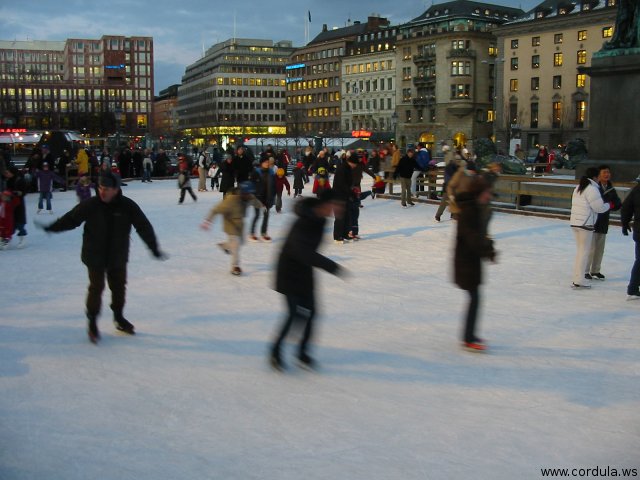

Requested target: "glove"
[
  {"left": 622, "top": 226, "right": 630, "bottom": 236},
  {"left": 152, "top": 249, "right": 169, "bottom": 261},
  {"left": 609, "top": 201, "right": 615, "bottom": 210}
]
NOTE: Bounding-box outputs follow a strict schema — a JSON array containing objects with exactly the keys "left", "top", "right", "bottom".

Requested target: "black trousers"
[
  {"left": 463, "top": 286, "right": 480, "bottom": 343},
  {"left": 251, "top": 206, "right": 270, "bottom": 235},
  {"left": 333, "top": 199, "right": 351, "bottom": 240},
  {"left": 272, "top": 295, "right": 315, "bottom": 357},
  {"left": 86, "top": 267, "right": 127, "bottom": 318},
  {"left": 179, "top": 187, "right": 197, "bottom": 202}
]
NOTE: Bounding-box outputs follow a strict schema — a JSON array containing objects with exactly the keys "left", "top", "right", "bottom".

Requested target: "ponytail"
[{"left": 577, "top": 167, "right": 600, "bottom": 194}]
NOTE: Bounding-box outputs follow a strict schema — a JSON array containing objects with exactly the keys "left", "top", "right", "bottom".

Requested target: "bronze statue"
[{"left": 604, "top": 0, "right": 640, "bottom": 49}]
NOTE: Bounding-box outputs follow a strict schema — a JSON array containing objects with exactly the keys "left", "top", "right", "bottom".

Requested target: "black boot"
[
  {"left": 297, "top": 352, "right": 316, "bottom": 370},
  {"left": 114, "top": 314, "right": 135, "bottom": 335},
  {"left": 269, "top": 347, "right": 285, "bottom": 371},
  {"left": 87, "top": 313, "right": 100, "bottom": 344}
]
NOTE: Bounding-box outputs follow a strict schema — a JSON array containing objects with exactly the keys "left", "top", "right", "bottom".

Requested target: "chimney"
[{"left": 322, "top": 24, "right": 328, "bottom": 32}]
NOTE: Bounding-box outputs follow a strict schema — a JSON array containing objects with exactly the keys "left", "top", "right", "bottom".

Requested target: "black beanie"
[{"left": 99, "top": 171, "right": 121, "bottom": 189}]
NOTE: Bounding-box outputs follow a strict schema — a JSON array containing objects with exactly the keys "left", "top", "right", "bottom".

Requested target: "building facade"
[
  {"left": 152, "top": 84, "right": 179, "bottom": 137},
  {"left": 285, "top": 16, "right": 391, "bottom": 139},
  {"left": 341, "top": 27, "right": 398, "bottom": 143},
  {"left": 396, "top": 0, "right": 523, "bottom": 151},
  {"left": 494, "top": 0, "right": 618, "bottom": 154},
  {"left": 0, "top": 36, "right": 154, "bottom": 136},
  {"left": 177, "top": 38, "right": 294, "bottom": 147}
]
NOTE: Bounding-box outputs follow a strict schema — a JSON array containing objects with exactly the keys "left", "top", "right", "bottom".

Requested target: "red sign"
[
  {"left": 0, "top": 128, "right": 27, "bottom": 133},
  {"left": 351, "top": 130, "right": 372, "bottom": 138}
]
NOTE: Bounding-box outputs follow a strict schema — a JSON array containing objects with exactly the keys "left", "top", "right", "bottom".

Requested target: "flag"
[{"left": 308, "top": 11, "right": 311, "bottom": 22}]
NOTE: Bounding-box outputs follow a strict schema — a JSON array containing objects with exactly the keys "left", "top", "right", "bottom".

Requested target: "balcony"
[
  {"left": 413, "top": 75, "right": 436, "bottom": 86},
  {"left": 447, "top": 48, "right": 476, "bottom": 59},
  {"left": 412, "top": 95, "right": 436, "bottom": 106},
  {"left": 413, "top": 52, "right": 436, "bottom": 64},
  {"left": 447, "top": 97, "right": 474, "bottom": 117}
]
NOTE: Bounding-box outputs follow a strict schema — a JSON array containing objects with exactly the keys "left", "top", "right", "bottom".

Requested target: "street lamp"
[
  {"left": 114, "top": 104, "right": 123, "bottom": 150},
  {"left": 391, "top": 111, "right": 398, "bottom": 144}
]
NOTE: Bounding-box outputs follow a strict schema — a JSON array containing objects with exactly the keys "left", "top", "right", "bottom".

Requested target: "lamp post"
[
  {"left": 391, "top": 111, "right": 398, "bottom": 144},
  {"left": 114, "top": 104, "right": 123, "bottom": 150}
]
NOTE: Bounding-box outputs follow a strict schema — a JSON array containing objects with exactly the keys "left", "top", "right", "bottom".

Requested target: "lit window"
[
  {"left": 575, "top": 100, "right": 586, "bottom": 127},
  {"left": 577, "top": 50, "right": 587, "bottom": 64},
  {"left": 578, "top": 30, "right": 587, "bottom": 41},
  {"left": 602, "top": 27, "right": 613, "bottom": 38},
  {"left": 576, "top": 74, "right": 586, "bottom": 88},
  {"left": 510, "top": 79, "right": 519, "bottom": 91},
  {"left": 554, "top": 52, "right": 563, "bottom": 66}
]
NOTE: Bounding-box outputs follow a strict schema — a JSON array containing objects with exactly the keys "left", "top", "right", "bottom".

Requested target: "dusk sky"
[{"left": 0, "top": 0, "right": 539, "bottom": 95}]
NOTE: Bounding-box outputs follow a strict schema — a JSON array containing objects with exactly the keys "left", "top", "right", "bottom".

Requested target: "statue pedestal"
[{"left": 578, "top": 52, "right": 640, "bottom": 180}]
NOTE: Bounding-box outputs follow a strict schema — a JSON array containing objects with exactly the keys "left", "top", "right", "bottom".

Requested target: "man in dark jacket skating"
[
  {"left": 621, "top": 176, "right": 640, "bottom": 297},
  {"left": 270, "top": 190, "right": 344, "bottom": 370},
  {"left": 38, "top": 171, "right": 166, "bottom": 343}
]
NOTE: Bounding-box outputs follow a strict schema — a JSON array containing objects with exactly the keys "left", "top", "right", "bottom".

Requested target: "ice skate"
[
  {"left": 231, "top": 266, "right": 242, "bottom": 276},
  {"left": 87, "top": 315, "right": 100, "bottom": 344},
  {"left": 462, "top": 341, "right": 487, "bottom": 352},
  {"left": 296, "top": 352, "right": 316, "bottom": 371},
  {"left": 114, "top": 316, "right": 135, "bottom": 335},
  {"left": 17, "top": 237, "right": 26, "bottom": 249},
  {"left": 261, "top": 235, "right": 272, "bottom": 242},
  {"left": 571, "top": 283, "right": 592, "bottom": 289},
  {"left": 269, "top": 352, "right": 286, "bottom": 372},
  {"left": 590, "top": 273, "right": 605, "bottom": 280}
]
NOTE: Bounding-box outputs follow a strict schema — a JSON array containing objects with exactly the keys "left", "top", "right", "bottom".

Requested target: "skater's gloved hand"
[
  {"left": 200, "top": 220, "right": 212, "bottom": 231},
  {"left": 608, "top": 201, "right": 616, "bottom": 210},
  {"left": 152, "top": 249, "right": 169, "bottom": 261},
  {"left": 623, "top": 226, "right": 630, "bottom": 236}
]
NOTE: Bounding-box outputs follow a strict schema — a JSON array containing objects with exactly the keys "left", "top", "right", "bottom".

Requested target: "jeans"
[
  {"left": 628, "top": 231, "right": 640, "bottom": 294},
  {"left": 38, "top": 191, "right": 52, "bottom": 210},
  {"left": 142, "top": 167, "right": 152, "bottom": 182},
  {"left": 271, "top": 294, "right": 316, "bottom": 358},
  {"left": 251, "top": 206, "right": 270, "bottom": 235}
]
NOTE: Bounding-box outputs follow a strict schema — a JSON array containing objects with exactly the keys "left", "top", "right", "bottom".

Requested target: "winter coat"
[
  {"left": 218, "top": 160, "right": 235, "bottom": 193},
  {"left": 394, "top": 154, "right": 416, "bottom": 179},
  {"left": 332, "top": 161, "right": 354, "bottom": 200},
  {"left": 6, "top": 173, "right": 27, "bottom": 226},
  {"left": 352, "top": 162, "right": 375, "bottom": 188},
  {"left": 275, "top": 176, "right": 291, "bottom": 195},
  {"left": 143, "top": 156, "right": 153, "bottom": 172},
  {"left": 292, "top": 167, "right": 305, "bottom": 190},
  {"left": 203, "top": 189, "right": 262, "bottom": 237},
  {"left": 250, "top": 166, "right": 276, "bottom": 208},
  {"left": 447, "top": 169, "right": 477, "bottom": 215},
  {"left": 36, "top": 169, "right": 64, "bottom": 193},
  {"left": 593, "top": 181, "right": 621, "bottom": 234},
  {"left": 44, "top": 190, "right": 160, "bottom": 269},
  {"left": 454, "top": 192, "right": 495, "bottom": 291},
  {"left": 75, "top": 181, "right": 94, "bottom": 202},
  {"left": 0, "top": 193, "right": 19, "bottom": 238},
  {"left": 570, "top": 179, "right": 610, "bottom": 229},
  {"left": 76, "top": 149, "right": 89, "bottom": 175},
  {"left": 312, "top": 175, "right": 331, "bottom": 195},
  {"left": 621, "top": 184, "right": 640, "bottom": 234},
  {"left": 275, "top": 197, "right": 339, "bottom": 298},
  {"left": 232, "top": 154, "right": 253, "bottom": 183}
]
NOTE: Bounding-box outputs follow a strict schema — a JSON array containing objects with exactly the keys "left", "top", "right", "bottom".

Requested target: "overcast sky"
[{"left": 0, "top": 0, "right": 538, "bottom": 95}]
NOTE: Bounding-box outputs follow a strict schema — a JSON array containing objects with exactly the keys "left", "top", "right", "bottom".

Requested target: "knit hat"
[
  {"left": 317, "top": 167, "right": 326, "bottom": 175},
  {"left": 99, "top": 171, "right": 121, "bottom": 189},
  {"left": 296, "top": 162, "right": 304, "bottom": 169},
  {"left": 276, "top": 168, "right": 285, "bottom": 177},
  {"left": 239, "top": 181, "right": 255, "bottom": 195}
]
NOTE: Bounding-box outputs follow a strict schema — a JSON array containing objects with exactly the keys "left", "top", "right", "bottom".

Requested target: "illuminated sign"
[
  {"left": 286, "top": 77, "right": 303, "bottom": 83},
  {"left": 0, "top": 128, "right": 27, "bottom": 133},
  {"left": 105, "top": 64, "right": 125, "bottom": 69},
  {"left": 286, "top": 63, "right": 306, "bottom": 70},
  {"left": 351, "top": 130, "right": 372, "bottom": 138}
]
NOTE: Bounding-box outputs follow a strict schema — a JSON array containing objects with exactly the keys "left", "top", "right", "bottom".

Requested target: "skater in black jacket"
[
  {"left": 269, "top": 190, "right": 345, "bottom": 370},
  {"left": 36, "top": 171, "right": 166, "bottom": 343}
]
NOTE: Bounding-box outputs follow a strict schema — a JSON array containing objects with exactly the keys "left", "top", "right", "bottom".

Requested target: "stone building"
[
  {"left": 395, "top": 0, "right": 523, "bottom": 151},
  {"left": 493, "top": 0, "right": 618, "bottom": 154}
]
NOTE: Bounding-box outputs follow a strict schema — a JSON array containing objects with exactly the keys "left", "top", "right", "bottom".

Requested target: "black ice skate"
[
  {"left": 87, "top": 314, "right": 100, "bottom": 344},
  {"left": 114, "top": 316, "right": 135, "bottom": 335},
  {"left": 296, "top": 352, "right": 316, "bottom": 371}
]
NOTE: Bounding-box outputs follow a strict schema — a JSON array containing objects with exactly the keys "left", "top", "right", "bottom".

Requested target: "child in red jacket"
[
  {"left": 275, "top": 168, "right": 291, "bottom": 213},
  {"left": 0, "top": 190, "right": 20, "bottom": 249},
  {"left": 312, "top": 167, "right": 331, "bottom": 197}
]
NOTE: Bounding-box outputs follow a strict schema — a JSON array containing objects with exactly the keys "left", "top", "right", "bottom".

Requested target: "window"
[
  {"left": 602, "top": 26, "right": 613, "bottom": 38},
  {"left": 451, "top": 84, "right": 471, "bottom": 98},
  {"left": 552, "top": 101, "right": 562, "bottom": 128},
  {"left": 510, "top": 57, "right": 519, "bottom": 70},
  {"left": 451, "top": 61, "right": 471, "bottom": 75},
  {"left": 554, "top": 33, "right": 563, "bottom": 44},
  {"left": 554, "top": 53, "right": 563, "bottom": 66},
  {"left": 576, "top": 73, "right": 586, "bottom": 88},
  {"left": 530, "top": 102, "right": 539, "bottom": 128},
  {"left": 575, "top": 100, "right": 586, "bottom": 127},
  {"left": 511, "top": 39, "right": 519, "bottom": 49},
  {"left": 510, "top": 79, "right": 519, "bottom": 91},
  {"left": 531, "top": 77, "right": 540, "bottom": 90},
  {"left": 577, "top": 50, "right": 587, "bottom": 64},
  {"left": 531, "top": 55, "right": 540, "bottom": 68},
  {"left": 488, "top": 43, "right": 498, "bottom": 56},
  {"left": 553, "top": 75, "right": 562, "bottom": 89},
  {"left": 532, "top": 36, "right": 540, "bottom": 46},
  {"left": 578, "top": 30, "right": 587, "bottom": 41}
]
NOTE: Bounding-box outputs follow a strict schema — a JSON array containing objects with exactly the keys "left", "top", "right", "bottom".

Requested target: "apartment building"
[
  {"left": 0, "top": 36, "right": 154, "bottom": 136},
  {"left": 494, "top": 0, "right": 618, "bottom": 152}
]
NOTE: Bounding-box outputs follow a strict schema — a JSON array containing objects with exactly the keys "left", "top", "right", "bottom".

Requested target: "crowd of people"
[{"left": 3, "top": 140, "right": 639, "bottom": 365}]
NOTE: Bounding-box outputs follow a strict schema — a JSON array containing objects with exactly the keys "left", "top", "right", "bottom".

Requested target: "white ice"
[{"left": 1, "top": 177, "right": 638, "bottom": 479}]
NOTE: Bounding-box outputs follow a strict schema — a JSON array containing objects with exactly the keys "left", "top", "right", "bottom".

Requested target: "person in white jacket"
[{"left": 569, "top": 167, "right": 613, "bottom": 288}]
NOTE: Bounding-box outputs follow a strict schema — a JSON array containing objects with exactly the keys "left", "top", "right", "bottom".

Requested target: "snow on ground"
[{"left": 0, "top": 178, "right": 638, "bottom": 480}]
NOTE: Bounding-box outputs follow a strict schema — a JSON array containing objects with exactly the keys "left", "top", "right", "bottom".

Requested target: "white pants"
[
  {"left": 586, "top": 232, "right": 606, "bottom": 275},
  {"left": 572, "top": 227, "right": 594, "bottom": 285}
]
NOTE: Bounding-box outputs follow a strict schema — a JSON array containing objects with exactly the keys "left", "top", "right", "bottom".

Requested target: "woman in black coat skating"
[
  {"left": 270, "top": 191, "right": 344, "bottom": 370},
  {"left": 454, "top": 177, "right": 496, "bottom": 351}
]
